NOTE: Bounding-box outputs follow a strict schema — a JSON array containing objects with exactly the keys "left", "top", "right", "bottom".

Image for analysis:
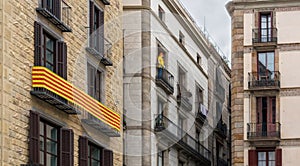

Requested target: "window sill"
[{"left": 86, "top": 47, "right": 113, "bottom": 66}]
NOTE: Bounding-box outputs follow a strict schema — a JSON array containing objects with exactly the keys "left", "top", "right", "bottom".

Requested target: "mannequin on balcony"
[{"left": 157, "top": 52, "right": 165, "bottom": 78}]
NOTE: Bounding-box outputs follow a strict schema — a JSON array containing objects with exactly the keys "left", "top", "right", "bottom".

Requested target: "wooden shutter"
[
  {"left": 102, "top": 149, "right": 113, "bottom": 166},
  {"left": 61, "top": 129, "right": 74, "bottom": 166},
  {"left": 89, "top": 1, "right": 94, "bottom": 35},
  {"left": 276, "top": 148, "right": 282, "bottom": 166},
  {"left": 57, "top": 41, "right": 67, "bottom": 79},
  {"left": 34, "top": 21, "right": 43, "bottom": 66},
  {"left": 54, "top": 0, "right": 61, "bottom": 19},
  {"left": 248, "top": 149, "right": 257, "bottom": 166},
  {"left": 99, "top": 10, "right": 105, "bottom": 56},
  {"left": 29, "top": 111, "right": 40, "bottom": 164},
  {"left": 87, "top": 64, "right": 95, "bottom": 97},
  {"left": 79, "top": 136, "right": 88, "bottom": 166},
  {"left": 95, "top": 70, "right": 101, "bottom": 101}
]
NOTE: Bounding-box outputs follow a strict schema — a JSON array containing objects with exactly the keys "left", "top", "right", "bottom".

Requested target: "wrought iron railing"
[
  {"left": 248, "top": 71, "right": 280, "bottom": 89},
  {"left": 154, "top": 114, "right": 211, "bottom": 161},
  {"left": 252, "top": 28, "right": 277, "bottom": 43},
  {"left": 217, "top": 158, "right": 228, "bottom": 166},
  {"left": 36, "top": 0, "right": 72, "bottom": 32},
  {"left": 215, "top": 120, "right": 227, "bottom": 138},
  {"left": 247, "top": 122, "right": 281, "bottom": 139},
  {"left": 196, "top": 104, "right": 207, "bottom": 123},
  {"left": 155, "top": 67, "right": 174, "bottom": 94}
]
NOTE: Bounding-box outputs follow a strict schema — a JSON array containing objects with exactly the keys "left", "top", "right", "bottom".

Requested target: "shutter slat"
[
  {"left": 103, "top": 149, "right": 113, "bottom": 166},
  {"left": 79, "top": 136, "right": 88, "bottom": 166},
  {"left": 29, "top": 111, "right": 40, "bottom": 164},
  {"left": 248, "top": 149, "right": 257, "bottom": 166},
  {"left": 57, "top": 42, "right": 67, "bottom": 79},
  {"left": 276, "top": 148, "right": 282, "bottom": 166},
  {"left": 34, "top": 22, "right": 43, "bottom": 66},
  {"left": 61, "top": 129, "right": 74, "bottom": 166}
]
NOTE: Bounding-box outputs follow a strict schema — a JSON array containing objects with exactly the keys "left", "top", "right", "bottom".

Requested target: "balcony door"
[
  {"left": 257, "top": 97, "right": 276, "bottom": 136},
  {"left": 258, "top": 52, "right": 275, "bottom": 80},
  {"left": 260, "top": 13, "right": 272, "bottom": 42}
]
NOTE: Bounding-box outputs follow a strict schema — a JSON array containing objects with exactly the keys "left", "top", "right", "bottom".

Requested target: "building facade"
[
  {"left": 0, "top": 0, "right": 123, "bottom": 165},
  {"left": 123, "top": 0, "right": 230, "bottom": 166},
  {"left": 227, "top": 0, "right": 300, "bottom": 165}
]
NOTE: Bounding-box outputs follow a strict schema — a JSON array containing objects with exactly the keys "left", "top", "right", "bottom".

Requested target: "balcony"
[
  {"left": 154, "top": 114, "right": 211, "bottom": 165},
  {"left": 177, "top": 84, "right": 192, "bottom": 111},
  {"left": 248, "top": 71, "right": 280, "bottom": 90},
  {"left": 217, "top": 158, "right": 228, "bottom": 166},
  {"left": 36, "top": 0, "right": 72, "bottom": 32},
  {"left": 252, "top": 28, "right": 277, "bottom": 47},
  {"left": 155, "top": 67, "right": 174, "bottom": 94},
  {"left": 214, "top": 120, "right": 227, "bottom": 139},
  {"left": 86, "top": 35, "right": 113, "bottom": 66},
  {"left": 247, "top": 122, "right": 281, "bottom": 140},
  {"left": 31, "top": 66, "right": 120, "bottom": 137},
  {"left": 196, "top": 104, "right": 208, "bottom": 124}
]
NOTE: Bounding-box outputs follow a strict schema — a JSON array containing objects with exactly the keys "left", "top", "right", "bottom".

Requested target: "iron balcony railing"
[
  {"left": 177, "top": 84, "right": 193, "bottom": 111},
  {"left": 248, "top": 71, "right": 280, "bottom": 89},
  {"left": 217, "top": 158, "right": 228, "bottom": 166},
  {"left": 196, "top": 104, "right": 208, "bottom": 123},
  {"left": 247, "top": 122, "right": 281, "bottom": 139},
  {"left": 155, "top": 67, "right": 174, "bottom": 94},
  {"left": 36, "top": 0, "right": 72, "bottom": 32},
  {"left": 252, "top": 28, "right": 277, "bottom": 43},
  {"left": 154, "top": 114, "right": 211, "bottom": 161},
  {"left": 215, "top": 120, "right": 227, "bottom": 138}
]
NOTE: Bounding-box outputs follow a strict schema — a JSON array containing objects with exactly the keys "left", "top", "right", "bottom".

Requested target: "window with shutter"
[
  {"left": 34, "top": 21, "right": 68, "bottom": 79},
  {"left": 61, "top": 129, "right": 74, "bottom": 166},
  {"left": 41, "top": 0, "right": 61, "bottom": 19},
  {"left": 79, "top": 136, "right": 89, "bottom": 166},
  {"left": 248, "top": 149, "right": 257, "bottom": 166},
  {"left": 103, "top": 149, "right": 113, "bottom": 166},
  {"left": 87, "top": 63, "right": 103, "bottom": 102},
  {"left": 29, "top": 111, "right": 40, "bottom": 165},
  {"left": 276, "top": 148, "right": 282, "bottom": 166}
]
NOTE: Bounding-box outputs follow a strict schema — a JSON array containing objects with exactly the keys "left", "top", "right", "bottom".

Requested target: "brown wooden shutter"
[
  {"left": 95, "top": 70, "right": 101, "bottom": 101},
  {"left": 79, "top": 136, "right": 88, "bottom": 166},
  {"left": 276, "top": 148, "right": 282, "bottom": 166},
  {"left": 61, "top": 129, "right": 74, "bottom": 166},
  {"left": 57, "top": 41, "right": 67, "bottom": 79},
  {"left": 54, "top": 0, "right": 61, "bottom": 19},
  {"left": 29, "top": 110, "right": 40, "bottom": 164},
  {"left": 248, "top": 150, "right": 257, "bottom": 166},
  {"left": 99, "top": 10, "right": 105, "bottom": 56},
  {"left": 34, "top": 21, "right": 43, "bottom": 66},
  {"left": 103, "top": 149, "right": 113, "bottom": 166},
  {"left": 89, "top": 1, "right": 94, "bottom": 35}
]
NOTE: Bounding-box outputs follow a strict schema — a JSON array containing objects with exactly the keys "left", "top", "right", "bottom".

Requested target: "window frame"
[
  {"left": 157, "top": 148, "right": 164, "bottom": 166},
  {"left": 88, "top": 142, "right": 103, "bottom": 166},
  {"left": 41, "top": 0, "right": 61, "bottom": 19},
  {"left": 158, "top": 5, "right": 165, "bottom": 22},
  {"left": 259, "top": 12, "right": 272, "bottom": 42},
  {"left": 179, "top": 31, "right": 185, "bottom": 45},
  {"left": 87, "top": 63, "right": 104, "bottom": 102},
  {"left": 257, "top": 149, "right": 276, "bottom": 166},
  {"left": 257, "top": 51, "right": 275, "bottom": 79}
]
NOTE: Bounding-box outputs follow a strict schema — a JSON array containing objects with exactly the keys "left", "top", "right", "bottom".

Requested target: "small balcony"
[
  {"left": 154, "top": 114, "right": 211, "bottom": 165},
  {"left": 247, "top": 122, "right": 281, "bottom": 140},
  {"left": 252, "top": 28, "right": 277, "bottom": 47},
  {"left": 248, "top": 71, "right": 280, "bottom": 90},
  {"left": 177, "top": 84, "right": 192, "bottom": 111},
  {"left": 196, "top": 104, "right": 208, "bottom": 124},
  {"left": 155, "top": 67, "right": 174, "bottom": 94},
  {"left": 31, "top": 66, "right": 120, "bottom": 137},
  {"left": 217, "top": 158, "right": 228, "bottom": 166},
  {"left": 36, "top": 0, "right": 72, "bottom": 32},
  {"left": 86, "top": 34, "right": 113, "bottom": 66},
  {"left": 214, "top": 120, "right": 227, "bottom": 139}
]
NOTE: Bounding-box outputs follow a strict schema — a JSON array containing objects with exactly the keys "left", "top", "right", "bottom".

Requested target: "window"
[
  {"left": 258, "top": 151, "right": 275, "bottom": 166},
  {"left": 197, "top": 53, "right": 202, "bottom": 66},
  {"left": 178, "top": 66, "right": 187, "bottom": 89},
  {"left": 157, "top": 149, "right": 164, "bottom": 166},
  {"left": 157, "top": 97, "right": 165, "bottom": 115},
  {"left": 157, "top": 42, "right": 167, "bottom": 68},
  {"left": 89, "top": 1, "right": 104, "bottom": 55},
  {"left": 179, "top": 31, "right": 185, "bottom": 45},
  {"left": 178, "top": 160, "right": 184, "bottom": 166},
  {"left": 258, "top": 52, "right": 275, "bottom": 79},
  {"left": 158, "top": 6, "right": 165, "bottom": 22},
  {"left": 196, "top": 86, "right": 203, "bottom": 113},
  {"left": 29, "top": 111, "right": 74, "bottom": 165},
  {"left": 256, "top": 97, "right": 276, "bottom": 136},
  {"left": 87, "top": 63, "right": 103, "bottom": 102},
  {"left": 178, "top": 116, "right": 185, "bottom": 138},
  {"left": 41, "top": 0, "right": 61, "bottom": 19},
  {"left": 34, "top": 21, "right": 67, "bottom": 79},
  {"left": 260, "top": 12, "right": 272, "bottom": 42},
  {"left": 79, "top": 136, "right": 113, "bottom": 166}
]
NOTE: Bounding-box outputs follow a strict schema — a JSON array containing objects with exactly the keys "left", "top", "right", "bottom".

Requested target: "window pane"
[
  {"left": 269, "top": 151, "right": 275, "bottom": 160},
  {"left": 40, "top": 151, "right": 44, "bottom": 164},
  {"left": 46, "top": 50, "right": 54, "bottom": 64},
  {"left": 258, "top": 152, "right": 266, "bottom": 160},
  {"left": 92, "top": 159, "right": 100, "bottom": 166},
  {"left": 46, "top": 37, "right": 54, "bottom": 51},
  {"left": 46, "top": 139, "right": 57, "bottom": 155},
  {"left": 47, "top": 154, "right": 57, "bottom": 166},
  {"left": 46, "top": 125, "right": 57, "bottom": 141},
  {"left": 269, "top": 161, "right": 275, "bottom": 166},
  {"left": 258, "top": 161, "right": 266, "bottom": 166},
  {"left": 40, "top": 122, "right": 44, "bottom": 135},
  {"left": 40, "top": 136, "right": 44, "bottom": 151},
  {"left": 91, "top": 147, "right": 100, "bottom": 160}
]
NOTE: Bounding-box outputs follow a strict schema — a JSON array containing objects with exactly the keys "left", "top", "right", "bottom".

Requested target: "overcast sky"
[{"left": 180, "top": 0, "right": 231, "bottom": 59}]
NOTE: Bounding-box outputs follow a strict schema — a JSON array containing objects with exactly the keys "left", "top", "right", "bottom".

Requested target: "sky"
[{"left": 180, "top": 0, "right": 231, "bottom": 60}]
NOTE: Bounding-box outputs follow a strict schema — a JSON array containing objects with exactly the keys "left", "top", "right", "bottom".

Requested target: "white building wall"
[
  {"left": 279, "top": 50, "right": 300, "bottom": 88},
  {"left": 277, "top": 11, "right": 300, "bottom": 44},
  {"left": 244, "top": 13, "right": 254, "bottom": 46},
  {"left": 243, "top": 53, "right": 252, "bottom": 90},
  {"left": 282, "top": 146, "right": 300, "bottom": 166}
]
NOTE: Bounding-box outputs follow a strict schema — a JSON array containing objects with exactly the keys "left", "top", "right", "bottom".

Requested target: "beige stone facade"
[
  {"left": 227, "top": 0, "right": 300, "bottom": 165},
  {"left": 0, "top": 0, "right": 123, "bottom": 165}
]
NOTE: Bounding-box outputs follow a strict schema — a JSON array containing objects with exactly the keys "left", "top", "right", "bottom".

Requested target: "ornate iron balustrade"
[
  {"left": 154, "top": 114, "right": 211, "bottom": 163},
  {"left": 247, "top": 122, "right": 281, "bottom": 139},
  {"left": 252, "top": 28, "right": 277, "bottom": 43},
  {"left": 31, "top": 66, "right": 120, "bottom": 136},
  {"left": 36, "top": 0, "right": 72, "bottom": 32},
  {"left": 155, "top": 67, "right": 174, "bottom": 94},
  {"left": 248, "top": 71, "right": 280, "bottom": 89}
]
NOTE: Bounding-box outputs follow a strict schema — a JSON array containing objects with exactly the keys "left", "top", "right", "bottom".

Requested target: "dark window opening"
[
  {"left": 259, "top": 12, "right": 272, "bottom": 42},
  {"left": 158, "top": 6, "right": 165, "bottom": 22},
  {"left": 89, "top": 1, "right": 104, "bottom": 55},
  {"left": 87, "top": 63, "right": 103, "bottom": 102}
]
